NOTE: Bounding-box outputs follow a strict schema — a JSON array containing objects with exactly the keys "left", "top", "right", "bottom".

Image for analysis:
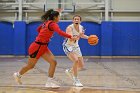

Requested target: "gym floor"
[{"left": 0, "top": 57, "right": 140, "bottom": 93}]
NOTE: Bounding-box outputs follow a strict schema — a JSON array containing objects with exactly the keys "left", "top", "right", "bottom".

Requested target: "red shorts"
[{"left": 28, "top": 42, "right": 50, "bottom": 59}]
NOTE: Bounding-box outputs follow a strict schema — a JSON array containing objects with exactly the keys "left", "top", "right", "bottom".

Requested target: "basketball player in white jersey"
[{"left": 63, "top": 15, "right": 89, "bottom": 87}]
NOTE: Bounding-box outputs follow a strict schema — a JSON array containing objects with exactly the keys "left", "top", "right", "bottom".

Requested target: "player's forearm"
[
  {"left": 81, "top": 35, "right": 89, "bottom": 39},
  {"left": 54, "top": 26, "right": 71, "bottom": 38},
  {"left": 57, "top": 30, "right": 72, "bottom": 38}
]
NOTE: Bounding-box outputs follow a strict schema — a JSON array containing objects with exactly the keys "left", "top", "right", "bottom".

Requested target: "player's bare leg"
[
  {"left": 13, "top": 57, "right": 38, "bottom": 85},
  {"left": 42, "top": 52, "right": 60, "bottom": 88}
]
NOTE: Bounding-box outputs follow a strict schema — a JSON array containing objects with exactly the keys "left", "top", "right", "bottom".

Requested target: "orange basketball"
[{"left": 88, "top": 35, "right": 98, "bottom": 45}]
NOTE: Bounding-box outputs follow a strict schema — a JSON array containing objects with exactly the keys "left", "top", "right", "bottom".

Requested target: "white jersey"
[{"left": 63, "top": 24, "right": 83, "bottom": 47}]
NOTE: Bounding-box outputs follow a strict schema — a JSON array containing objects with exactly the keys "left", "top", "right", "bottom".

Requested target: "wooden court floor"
[{"left": 0, "top": 57, "right": 140, "bottom": 93}]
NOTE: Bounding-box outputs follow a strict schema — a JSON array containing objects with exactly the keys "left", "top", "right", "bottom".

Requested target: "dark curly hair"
[{"left": 41, "top": 9, "right": 60, "bottom": 22}]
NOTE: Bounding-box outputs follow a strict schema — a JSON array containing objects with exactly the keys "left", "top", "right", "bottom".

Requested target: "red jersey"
[
  {"left": 28, "top": 20, "right": 71, "bottom": 59},
  {"left": 35, "top": 20, "right": 71, "bottom": 43}
]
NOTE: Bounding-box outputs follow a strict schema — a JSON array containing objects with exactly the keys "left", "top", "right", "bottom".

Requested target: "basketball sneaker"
[
  {"left": 73, "top": 77, "right": 83, "bottom": 87},
  {"left": 13, "top": 72, "right": 22, "bottom": 85},
  {"left": 65, "top": 69, "right": 73, "bottom": 80},
  {"left": 45, "top": 77, "right": 60, "bottom": 88}
]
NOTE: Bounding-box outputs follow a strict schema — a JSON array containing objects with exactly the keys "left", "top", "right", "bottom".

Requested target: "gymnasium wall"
[
  {"left": 0, "top": 21, "right": 140, "bottom": 56},
  {"left": 0, "top": 22, "right": 13, "bottom": 55}
]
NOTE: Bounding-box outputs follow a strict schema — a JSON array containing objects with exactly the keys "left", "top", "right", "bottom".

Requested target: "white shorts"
[{"left": 63, "top": 44, "right": 82, "bottom": 57}]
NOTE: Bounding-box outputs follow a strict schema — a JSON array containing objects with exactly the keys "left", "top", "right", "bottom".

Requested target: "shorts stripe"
[{"left": 63, "top": 45, "right": 71, "bottom": 54}]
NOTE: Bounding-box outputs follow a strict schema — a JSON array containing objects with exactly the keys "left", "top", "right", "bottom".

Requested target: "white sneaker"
[
  {"left": 73, "top": 78, "right": 83, "bottom": 87},
  {"left": 45, "top": 78, "right": 60, "bottom": 88},
  {"left": 13, "top": 72, "right": 22, "bottom": 85},
  {"left": 65, "top": 69, "right": 73, "bottom": 80}
]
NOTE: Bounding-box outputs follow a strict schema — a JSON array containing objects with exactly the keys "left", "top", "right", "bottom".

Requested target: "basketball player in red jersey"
[{"left": 13, "top": 9, "right": 74, "bottom": 88}]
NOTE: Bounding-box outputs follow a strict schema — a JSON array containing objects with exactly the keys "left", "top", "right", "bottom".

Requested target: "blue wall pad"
[
  {"left": 0, "top": 21, "right": 140, "bottom": 56},
  {"left": 13, "top": 21, "right": 26, "bottom": 55},
  {"left": 0, "top": 22, "right": 14, "bottom": 54},
  {"left": 112, "top": 22, "right": 140, "bottom": 56},
  {"left": 101, "top": 22, "right": 113, "bottom": 56},
  {"left": 101, "top": 21, "right": 140, "bottom": 56}
]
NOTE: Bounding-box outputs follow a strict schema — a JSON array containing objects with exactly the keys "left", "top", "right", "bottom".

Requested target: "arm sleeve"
[{"left": 49, "top": 23, "right": 72, "bottom": 38}]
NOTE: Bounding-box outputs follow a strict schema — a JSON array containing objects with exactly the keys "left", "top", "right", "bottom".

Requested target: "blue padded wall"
[
  {"left": 0, "top": 21, "right": 140, "bottom": 56},
  {"left": 112, "top": 22, "right": 140, "bottom": 56},
  {"left": 101, "top": 21, "right": 140, "bottom": 56},
  {"left": 0, "top": 22, "right": 14, "bottom": 54},
  {"left": 13, "top": 21, "right": 26, "bottom": 55},
  {"left": 101, "top": 22, "right": 113, "bottom": 56}
]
